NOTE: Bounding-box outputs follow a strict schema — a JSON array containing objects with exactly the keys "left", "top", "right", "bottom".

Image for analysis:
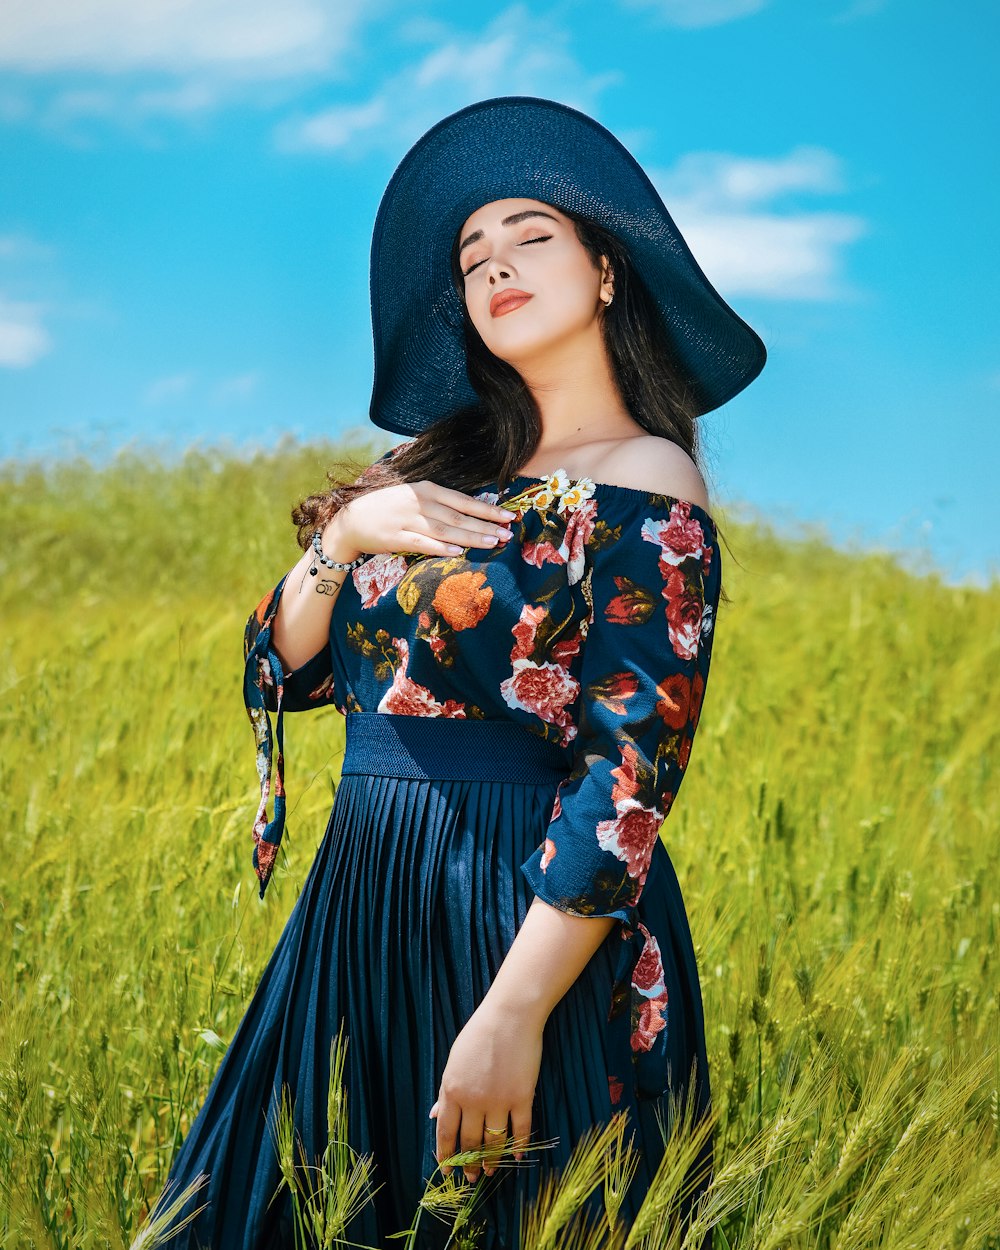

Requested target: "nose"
[{"left": 488, "top": 268, "right": 511, "bottom": 285}]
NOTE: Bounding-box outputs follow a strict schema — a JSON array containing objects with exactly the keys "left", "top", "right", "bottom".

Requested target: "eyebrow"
[{"left": 458, "top": 209, "right": 561, "bottom": 255}]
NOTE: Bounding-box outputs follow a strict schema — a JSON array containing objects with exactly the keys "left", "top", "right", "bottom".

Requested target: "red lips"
[{"left": 490, "top": 289, "right": 533, "bottom": 317}]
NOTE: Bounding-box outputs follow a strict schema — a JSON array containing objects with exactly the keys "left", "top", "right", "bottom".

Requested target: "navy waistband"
[{"left": 341, "top": 712, "right": 572, "bottom": 783}]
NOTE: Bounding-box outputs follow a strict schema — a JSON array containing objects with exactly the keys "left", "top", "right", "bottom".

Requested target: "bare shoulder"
[{"left": 604, "top": 435, "right": 711, "bottom": 511}]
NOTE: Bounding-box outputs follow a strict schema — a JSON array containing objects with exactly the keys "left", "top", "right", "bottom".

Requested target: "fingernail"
[
  {"left": 447, "top": 545, "right": 463, "bottom": 554},
  {"left": 496, "top": 526, "right": 512, "bottom": 538}
]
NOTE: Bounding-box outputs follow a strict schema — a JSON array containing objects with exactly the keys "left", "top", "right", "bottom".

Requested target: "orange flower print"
[
  {"left": 540, "top": 837, "right": 557, "bottom": 871},
  {"left": 605, "top": 576, "right": 656, "bottom": 627},
  {"left": 432, "top": 569, "right": 493, "bottom": 631},
  {"left": 632, "top": 996, "right": 667, "bottom": 1054},
  {"left": 253, "top": 587, "right": 276, "bottom": 628},
  {"left": 254, "top": 837, "right": 278, "bottom": 881},
  {"left": 688, "top": 670, "right": 706, "bottom": 730},
  {"left": 656, "top": 671, "right": 691, "bottom": 730},
  {"left": 592, "top": 670, "right": 640, "bottom": 717}
]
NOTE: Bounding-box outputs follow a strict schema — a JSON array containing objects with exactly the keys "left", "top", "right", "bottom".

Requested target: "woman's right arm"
[
  {"left": 268, "top": 479, "right": 518, "bottom": 674},
  {"left": 270, "top": 511, "right": 363, "bottom": 675}
]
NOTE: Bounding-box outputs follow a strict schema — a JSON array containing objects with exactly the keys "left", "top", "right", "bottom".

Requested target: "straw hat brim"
[{"left": 368, "top": 95, "right": 767, "bottom": 436}]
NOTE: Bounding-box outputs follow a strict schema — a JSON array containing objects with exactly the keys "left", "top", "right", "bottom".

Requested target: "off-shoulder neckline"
[{"left": 498, "top": 471, "right": 718, "bottom": 532}]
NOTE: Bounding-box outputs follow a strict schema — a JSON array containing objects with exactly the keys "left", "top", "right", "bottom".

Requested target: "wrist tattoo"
[{"left": 315, "top": 577, "right": 344, "bottom": 597}]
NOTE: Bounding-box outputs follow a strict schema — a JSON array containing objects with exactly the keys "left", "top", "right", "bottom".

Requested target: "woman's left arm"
[
  {"left": 432, "top": 490, "right": 722, "bottom": 1182},
  {"left": 430, "top": 903, "right": 614, "bottom": 1180}
]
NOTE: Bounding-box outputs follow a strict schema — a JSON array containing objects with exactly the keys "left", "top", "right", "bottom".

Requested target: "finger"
[
  {"left": 419, "top": 504, "right": 517, "bottom": 551},
  {"left": 435, "top": 1099, "right": 461, "bottom": 1178},
  {"left": 397, "top": 527, "right": 470, "bottom": 557},
  {"left": 426, "top": 483, "right": 519, "bottom": 526},
  {"left": 510, "top": 1105, "right": 533, "bottom": 1163},
  {"left": 482, "top": 1110, "right": 510, "bottom": 1176},
  {"left": 460, "top": 1109, "right": 487, "bottom": 1183}
]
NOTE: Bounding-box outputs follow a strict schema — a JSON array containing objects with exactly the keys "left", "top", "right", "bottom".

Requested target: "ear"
[{"left": 600, "top": 256, "right": 615, "bottom": 303}]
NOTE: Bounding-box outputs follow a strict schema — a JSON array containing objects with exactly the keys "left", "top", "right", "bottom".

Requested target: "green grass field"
[{"left": 2, "top": 439, "right": 997, "bottom": 1249}]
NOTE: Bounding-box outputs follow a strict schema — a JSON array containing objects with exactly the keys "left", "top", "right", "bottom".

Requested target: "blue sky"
[{"left": 2, "top": 0, "right": 997, "bottom": 585}]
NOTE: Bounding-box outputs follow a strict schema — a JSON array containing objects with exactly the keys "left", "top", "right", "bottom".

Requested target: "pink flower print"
[
  {"left": 631, "top": 924, "right": 669, "bottom": 1054},
  {"left": 510, "top": 603, "right": 546, "bottom": 662},
  {"left": 640, "top": 500, "right": 705, "bottom": 568},
  {"left": 521, "top": 536, "right": 565, "bottom": 570},
  {"left": 631, "top": 995, "right": 668, "bottom": 1054},
  {"left": 593, "top": 743, "right": 664, "bottom": 889},
  {"left": 376, "top": 637, "right": 468, "bottom": 717},
  {"left": 500, "top": 659, "right": 580, "bottom": 747},
  {"left": 595, "top": 796, "right": 663, "bottom": 890},
  {"left": 664, "top": 567, "right": 704, "bottom": 662},
  {"left": 632, "top": 923, "right": 667, "bottom": 998},
  {"left": 354, "top": 552, "right": 408, "bottom": 608},
  {"left": 560, "top": 497, "right": 597, "bottom": 585}
]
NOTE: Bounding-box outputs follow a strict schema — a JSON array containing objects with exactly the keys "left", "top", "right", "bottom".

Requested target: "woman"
[{"left": 146, "top": 96, "right": 765, "bottom": 1249}]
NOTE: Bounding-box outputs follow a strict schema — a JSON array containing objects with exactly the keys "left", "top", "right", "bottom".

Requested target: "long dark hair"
[{"left": 293, "top": 204, "right": 730, "bottom": 598}]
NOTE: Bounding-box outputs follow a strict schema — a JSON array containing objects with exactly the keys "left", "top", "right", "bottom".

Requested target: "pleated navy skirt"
[{"left": 154, "top": 712, "right": 713, "bottom": 1249}]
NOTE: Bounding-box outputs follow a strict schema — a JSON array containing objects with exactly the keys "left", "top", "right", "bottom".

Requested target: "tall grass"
[{"left": 1, "top": 437, "right": 997, "bottom": 1248}]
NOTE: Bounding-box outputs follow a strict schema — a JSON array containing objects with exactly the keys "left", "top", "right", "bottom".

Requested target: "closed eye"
[{"left": 462, "top": 235, "right": 551, "bottom": 278}]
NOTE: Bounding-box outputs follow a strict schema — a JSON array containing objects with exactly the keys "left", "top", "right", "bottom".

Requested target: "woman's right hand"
[{"left": 326, "top": 480, "right": 519, "bottom": 561}]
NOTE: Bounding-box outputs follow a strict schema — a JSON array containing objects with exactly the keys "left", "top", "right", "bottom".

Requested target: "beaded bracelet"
[{"left": 309, "top": 528, "right": 369, "bottom": 575}]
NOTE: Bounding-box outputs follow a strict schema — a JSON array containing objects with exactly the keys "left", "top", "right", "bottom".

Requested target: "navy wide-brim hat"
[{"left": 368, "top": 95, "right": 767, "bottom": 437}]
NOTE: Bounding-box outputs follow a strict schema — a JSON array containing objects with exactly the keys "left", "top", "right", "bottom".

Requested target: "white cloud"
[
  {"left": 0, "top": 294, "right": 52, "bottom": 367},
  {"left": 666, "top": 147, "right": 848, "bottom": 205},
  {"left": 0, "top": 233, "right": 57, "bottom": 261},
  {"left": 274, "top": 4, "right": 619, "bottom": 156},
  {"left": 0, "top": 90, "right": 32, "bottom": 122},
  {"left": 619, "top": 0, "right": 771, "bottom": 28},
  {"left": 275, "top": 97, "right": 389, "bottom": 154},
  {"left": 142, "top": 372, "right": 196, "bottom": 404},
  {"left": 649, "top": 147, "right": 869, "bottom": 300},
  {"left": 1, "top": 0, "right": 376, "bottom": 136},
  {"left": 213, "top": 371, "right": 261, "bottom": 402},
  {"left": 0, "top": 0, "right": 366, "bottom": 80}
]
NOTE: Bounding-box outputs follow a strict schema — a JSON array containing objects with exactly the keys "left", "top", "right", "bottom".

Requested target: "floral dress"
[{"left": 155, "top": 457, "right": 721, "bottom": 1250}]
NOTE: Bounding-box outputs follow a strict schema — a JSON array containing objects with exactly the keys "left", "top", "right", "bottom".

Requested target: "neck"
[{"left": 513, "top": 327, "right": 637, "bottom": 451}]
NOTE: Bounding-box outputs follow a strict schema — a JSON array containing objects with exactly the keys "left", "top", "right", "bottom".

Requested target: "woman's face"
[{"left": 456, "top": 197, "right": 612, "bottom": 367}]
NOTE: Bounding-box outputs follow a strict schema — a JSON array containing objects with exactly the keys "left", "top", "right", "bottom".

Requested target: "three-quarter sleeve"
[
  {"left": 242, "top": 441, "right": 412, "bottom": 897},
  {"left": 243, "top": 569, "right": 342, "bottom": 898},
  {"left": 519, "top": 491, "right": 721, "bottom": 1094}
]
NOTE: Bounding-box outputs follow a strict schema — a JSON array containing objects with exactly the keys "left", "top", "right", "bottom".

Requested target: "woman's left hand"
[{"left": 430, "top": 999, "right": 544, "bottom": 1182}]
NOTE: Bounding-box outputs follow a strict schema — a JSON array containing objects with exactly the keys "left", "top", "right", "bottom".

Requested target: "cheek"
[{"left": 545, "top": 257, "right": 601, "bottom": 318}]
